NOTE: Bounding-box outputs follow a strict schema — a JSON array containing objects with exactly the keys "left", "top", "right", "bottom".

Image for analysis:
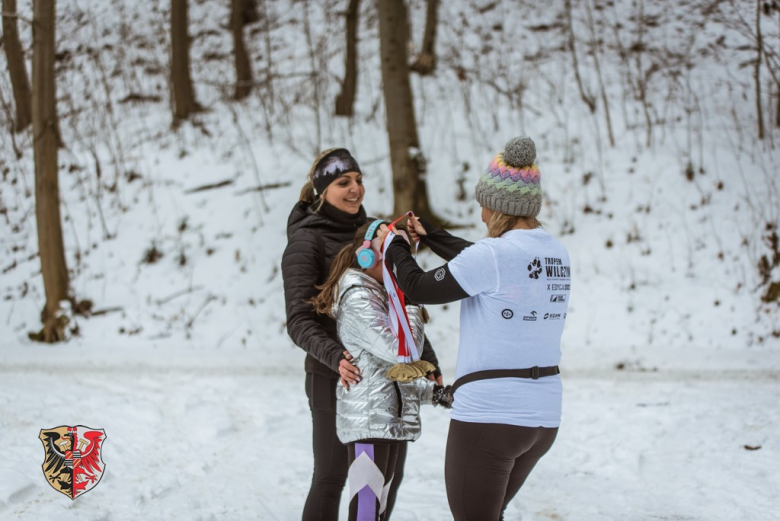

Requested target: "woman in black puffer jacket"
[{"left": 282, "top": 148, "right": 441, "bottom": 520}]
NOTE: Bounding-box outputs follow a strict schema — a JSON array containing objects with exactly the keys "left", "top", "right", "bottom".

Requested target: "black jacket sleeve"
[
  {"left": 418, "top": 217, "right": 473, "bottom": 262},
  {"left": 282, "top": 229, "right": 343, "bottom": 373},
  {"left": 385, "top": 235, "right": 470, "bottom": 305},
  {"left": 419, "top": 335, "right": 442, "bottom": 378}
]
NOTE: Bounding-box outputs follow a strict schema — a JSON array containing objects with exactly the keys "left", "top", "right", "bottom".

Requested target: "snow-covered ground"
[
  {"left": 2, "top": 343, "right": 778, "bottom": 520},
  {"left": 1, "top": 0, "right": 779, "bottom": 519}
]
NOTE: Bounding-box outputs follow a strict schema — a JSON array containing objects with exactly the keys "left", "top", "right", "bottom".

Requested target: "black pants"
[
  {"left": 302, "top": 373, "right": 407, "bottom": 521},
  {"left": 445, "top": 419, "right": 558, "bottom": 521},
  {"left": 347, "top": 443, "right": 400, "bottom": 521}
]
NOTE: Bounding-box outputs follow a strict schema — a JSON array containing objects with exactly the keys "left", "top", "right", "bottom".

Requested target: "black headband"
[{"left": 313, "top": 149, "right": 362, "bottom": 195}]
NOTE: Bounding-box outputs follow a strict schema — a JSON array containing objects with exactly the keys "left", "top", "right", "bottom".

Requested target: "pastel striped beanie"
[{"left": 475, "top": 136, "right": 542, "bottom": 217}]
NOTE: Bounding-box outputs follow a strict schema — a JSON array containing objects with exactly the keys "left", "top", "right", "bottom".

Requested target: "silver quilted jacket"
[{"left": 334, "top": 269, "right": 435, "bottom": 444}]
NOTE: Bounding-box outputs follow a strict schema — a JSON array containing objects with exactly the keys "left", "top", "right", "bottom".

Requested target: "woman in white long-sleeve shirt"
[{"left": 384, "top": 136, "right": 572, "bottom": 521}]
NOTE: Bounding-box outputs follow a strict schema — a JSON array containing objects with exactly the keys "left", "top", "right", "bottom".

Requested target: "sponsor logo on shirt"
[
  {"left": 522, "top": 311, "right": 538, "bottom": 321},
  {"left": 544, "top": 257, "right": 571, "bottom": 280},
  {"left": 550, "top": 294, "right": 567, "bottom": 303},
  {"left": 501, "top": 309, "right": 514, "bottom": 319},
  {"left": 544, "top": 313, "right": 562, "bottom": 320}
]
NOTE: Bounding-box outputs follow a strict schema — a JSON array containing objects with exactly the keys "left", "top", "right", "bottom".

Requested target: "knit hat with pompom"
[{"left": 475, "top": 136, "right": 542, "bottom": 217}]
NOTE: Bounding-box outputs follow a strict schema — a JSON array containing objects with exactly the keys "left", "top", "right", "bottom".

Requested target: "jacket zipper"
[{"left": 393, "top": 382, "right": 402, "bottom": 418}]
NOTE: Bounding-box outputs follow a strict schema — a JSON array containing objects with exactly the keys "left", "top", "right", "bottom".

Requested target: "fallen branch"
[
  {"left": 184, "top": 179, "right": 234, "bottom": 194},
  {"left": 119, "top": 93, "right": 163, "bottom": 104},
  {"left": 186, "top": 293, "right": 218, "bottom": 330},
  {"left": 156, "top": 285, "right": 204, "bottom": 305},
  {"left": 235, "top": 181, "right": 291, "bottom": 195},
  {"left": 90, "top": 306, "right": 124, "bottom": 317}
]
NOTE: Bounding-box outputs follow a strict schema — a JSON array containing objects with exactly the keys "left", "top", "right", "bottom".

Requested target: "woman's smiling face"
[{"left": 324, "top": 171, "right": 365, "bottom": 214}]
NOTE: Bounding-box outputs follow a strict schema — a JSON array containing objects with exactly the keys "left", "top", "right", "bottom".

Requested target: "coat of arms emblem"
[{"left": 39, "top": 426, "right": 106, "bottom": 499}]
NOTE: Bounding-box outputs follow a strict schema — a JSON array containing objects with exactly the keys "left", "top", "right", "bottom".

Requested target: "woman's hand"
[
  {"left": 339, "top": 351, "right": 362, "bottom": 389},
  {"left": 375, "top": 223, "right": 390, "bottom": 245},
  {"left": 408, "top": 215, "right": 427, "bottom": 243},
  {"left": 428, "top": 373, "right": 443, "bottom": 386}
]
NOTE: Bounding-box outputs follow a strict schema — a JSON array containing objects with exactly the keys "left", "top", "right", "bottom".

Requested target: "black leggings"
[
  {"left": 302, "top": 373, "right": 407, "bottom": 520},
  {"left": 445, "top": 419, "right": 558, "bottom": 521},
  {"left": 347, "top": 443, "right": 400, "bottom": 521}
]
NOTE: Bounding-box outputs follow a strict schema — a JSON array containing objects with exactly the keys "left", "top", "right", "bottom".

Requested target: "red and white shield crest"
[{"left": 39, "top": 426, "right": 107, "bottom": 500}]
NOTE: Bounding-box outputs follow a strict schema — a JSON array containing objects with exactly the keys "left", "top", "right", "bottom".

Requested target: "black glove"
[{"left": 432, "top": 384, "right": 453, "bottom": 409}]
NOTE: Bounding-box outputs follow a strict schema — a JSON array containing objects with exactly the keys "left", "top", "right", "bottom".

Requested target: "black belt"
[{"left": 451, "top": 366, "right": 560, "bottom": 395}]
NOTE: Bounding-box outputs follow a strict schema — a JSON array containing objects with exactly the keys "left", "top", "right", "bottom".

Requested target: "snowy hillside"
[{"left": 0, "top": 0, "right": 778, "bottom": 519}]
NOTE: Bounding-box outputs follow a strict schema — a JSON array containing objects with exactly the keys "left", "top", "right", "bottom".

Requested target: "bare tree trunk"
[
  {"left": 256, "top": 0, "right": 275, "bottom": 137},
  {"left": 564, "top": 0, "right": 596, "bottom": 113},
  {"left": 585, "top": 0, "right": 615, "bottom": 147},
  {"left": 378, "top": 0, "right": 441, "bottom": 226},
  {"left": 32, "top": 0, "right": 70, "bottom": 342},
  {"left": 410, "top": 0, "right": 438, "bottom": 75},
  {"left": 232, "top": 0, "right": 253, "bottom": 100},
  {"left": 302, "top": 0, "right": 322, "bottom": 150},
  {"left": 335, "top": 0, "right": 359, "bottom": 116},
  {"left": 755, "top": 0, "right": 765, "bottom": 139},
  {"left": 635, "top": 0, "right": 652, "bottom": 147},
  {"left": 3, "top": 0, "right": 32, "bottom": 131},
  {"left": 171, "top": 0, "right": 199, "bottom": 122}
]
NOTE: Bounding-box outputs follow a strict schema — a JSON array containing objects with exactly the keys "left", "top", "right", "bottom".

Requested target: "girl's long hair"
[
  {"left": 310, "top": 222, "right": 373, "bottom": 316},
  {"left": 486, "top": 211, "right": 542, "bottom": 238},
  {"left": 309, "top": 222, "right": 426, "bottom": 321}
]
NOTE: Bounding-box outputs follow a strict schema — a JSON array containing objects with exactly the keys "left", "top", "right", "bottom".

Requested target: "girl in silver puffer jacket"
[
  {"left": 310, "top": 220, "right": 449, "bottom": 521},
  {"left": 333, "top": 267, "right": 434, "bottom": 444}
]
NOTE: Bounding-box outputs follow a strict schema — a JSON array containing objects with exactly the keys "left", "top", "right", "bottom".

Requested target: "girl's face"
[
  {"left": 324, "top": 172, "right": 365, "bottom": 214},
  {"left": 364, "top": 224, "right": 389, "bottom": 283}
]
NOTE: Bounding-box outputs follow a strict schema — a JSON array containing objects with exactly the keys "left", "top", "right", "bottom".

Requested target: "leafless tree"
[
  {"left": 335, "top": 0, "right": 360, "bottom": 116},
  {"left": 755, "top": 0, "right": 765, "bottom": 139},
  {"left": 564, "top": 0, "right": 596, "bottom": 113},
  {"left": 3, "top": 0, "right": 31, "bottom": 131},
  {"left": 633, "top": 0, "right": 653, "bottom": 147},
  {"left": 171, "top": 0, "right": 199, "bottom": 122},
  {"left": 232, "top": 0, "right": 254, "bottom": 100},
  {"left": 378, "top": 0, "right": 440, "bottom": 225},
  {"left": 32, "top": 0, "right": 70, "bottom": 342},
  {"left": 410, "top": 0, "right": 438, "bottom": 75},
  {"left": 584, "top": 0, "right": 615, "bottom": 147}
]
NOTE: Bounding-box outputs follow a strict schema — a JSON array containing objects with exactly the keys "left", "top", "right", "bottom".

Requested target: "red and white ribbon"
[{"left": 381, "top": 212, "right": 421, "bottom": 364}]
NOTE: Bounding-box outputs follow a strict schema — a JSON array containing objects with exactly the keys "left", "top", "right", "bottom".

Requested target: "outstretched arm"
[
  {"left": 384, "top": 235, "right": 470, "bottom": 305},
  {"left": 410, "top": 215, "right": 473, "bottom": 262}
]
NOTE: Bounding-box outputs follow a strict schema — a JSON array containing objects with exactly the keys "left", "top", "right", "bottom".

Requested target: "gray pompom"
[{"left": 502, "top": 136, "right": 536, "bottom": 168}]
